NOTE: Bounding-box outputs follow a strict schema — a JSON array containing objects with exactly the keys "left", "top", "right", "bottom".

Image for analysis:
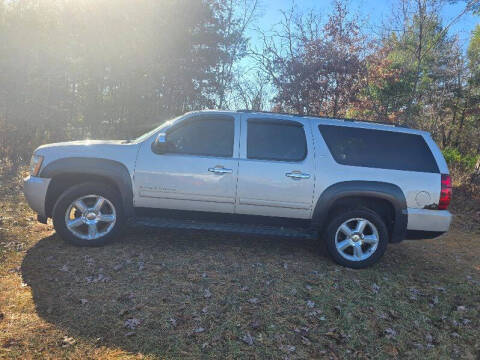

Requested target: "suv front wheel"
[
  {"left": 324, "top": 208, "right": 388, "bottom": 269},
  {"left": 52, "top": 182, "right": 124, "bottom": 246}
]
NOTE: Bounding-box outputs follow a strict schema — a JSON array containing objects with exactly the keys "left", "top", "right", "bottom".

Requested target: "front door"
[
  {"left": 236, "top": 116, "right": 315, "bottom": 219},
  {"left": 134, "top": 114, "right": 239, "bottom": 213}
]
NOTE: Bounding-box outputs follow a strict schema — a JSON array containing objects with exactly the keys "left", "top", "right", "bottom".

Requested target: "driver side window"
[{"left": 166, "top": 116, "right": 235, "bottom": 157}]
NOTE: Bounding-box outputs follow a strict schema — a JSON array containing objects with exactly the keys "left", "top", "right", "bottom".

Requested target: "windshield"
[{"left": 131, "top": 116, "right": 180, "bottom": 143}]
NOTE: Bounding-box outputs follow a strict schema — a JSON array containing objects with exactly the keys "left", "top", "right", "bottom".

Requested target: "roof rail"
[{"left": 236, "top": 109, "right": 408, "bottom": 128}]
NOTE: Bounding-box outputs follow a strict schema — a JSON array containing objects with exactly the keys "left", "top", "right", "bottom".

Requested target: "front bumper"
[
  {"left": 23, "top": 176, "right": 51, "bottom": 218},
  {"left": 407, "top": 208, "right": 452, "bottom": 233}
]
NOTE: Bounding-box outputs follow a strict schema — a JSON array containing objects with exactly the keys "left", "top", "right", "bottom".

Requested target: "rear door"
[
  {"left": 134, "top": 114, "right": 239, "bottom": 213},
  {"left": 235, "top": 116, "right": 315, "bottom": 219}
]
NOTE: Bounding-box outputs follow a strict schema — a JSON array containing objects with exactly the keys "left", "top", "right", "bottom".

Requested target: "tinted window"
[
  {"left": 247, "top": 119, "right": 307, "bottom": 161},
  {"left": 318, "top": 124, "right": 439, "bottom": 173},
  {"left": 167, "top": 116, "right": 234, "bottom": 157}
]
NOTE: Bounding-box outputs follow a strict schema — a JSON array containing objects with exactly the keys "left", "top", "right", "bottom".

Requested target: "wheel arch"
[
  {"left": 312, "top": 181, "right": 407, "bottom": 243},
  {"left": 40, "top": 157, "right": 134, "bottom": 218}
]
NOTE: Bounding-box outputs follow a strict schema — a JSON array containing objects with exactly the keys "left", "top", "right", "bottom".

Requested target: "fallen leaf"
[
  {"left": 61, "top": 336, "right": 76, "bottom": 347},
  {"left": 124, "top": 318, "right": 141, "bottom": 330},
  {"left": 384, "top": 328, "right": 397, "bottom": 338},
  {"left": 301, "top": 336, "right": 311, "bottom": 346},
  {"left": 425, "top": 333, "right": 433, "bottom": 344},
  {"left": 280, "top": 345, "right": 296, "bottom": 353},
  {"left": 113, "top": 264, "right": 123, "bottom": 271},
  {"left": 85, "top": 273, "right": 110, "bottom": 283},
  {"left": 250, "top": 320, "right": 261, "bottom": 329},
  {"left": 241, "top": 332, "right": 254, "bottom": 346}
]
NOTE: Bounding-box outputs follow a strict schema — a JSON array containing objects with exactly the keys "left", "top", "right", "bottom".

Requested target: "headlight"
[{"left": 29, "top": 154, "right": 44, "bottom": 176}]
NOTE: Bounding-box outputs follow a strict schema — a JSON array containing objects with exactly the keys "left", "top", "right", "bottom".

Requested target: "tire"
[
  {"left": 324, "top": 208, "right": 388, "bottom": 269},
  {"left": 52, "top": 182, "right": 125, "bottom": 246}
]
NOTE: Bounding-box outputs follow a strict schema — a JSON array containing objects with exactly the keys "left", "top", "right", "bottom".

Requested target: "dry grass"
[{"left": 0, "top": 168, "right": 479, "bottom": 359}]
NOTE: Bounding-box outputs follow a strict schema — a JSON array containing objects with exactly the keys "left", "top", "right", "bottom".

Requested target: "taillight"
[{"left": 438, "top": 174, "right": 452, "bottom": 210}]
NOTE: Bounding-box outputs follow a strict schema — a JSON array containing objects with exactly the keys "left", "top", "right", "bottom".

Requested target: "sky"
[
  {"left": 237, "top": 0, "right": 478, "bottom": 108},
  {"left": 249, "top": 0, "right": 479, "bottom": 49}
]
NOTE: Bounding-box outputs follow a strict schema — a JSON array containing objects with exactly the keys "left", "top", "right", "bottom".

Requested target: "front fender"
[{"left": 40, "top": 157, "right": 134, "bottom": 217}]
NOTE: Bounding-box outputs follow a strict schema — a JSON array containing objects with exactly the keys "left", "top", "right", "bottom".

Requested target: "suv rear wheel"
[
  {"left": 324, "top": 208, "right": 388, "bottom": 268},
  {"left": 52, "top": 182, "right": 124, "bottom": 246}
]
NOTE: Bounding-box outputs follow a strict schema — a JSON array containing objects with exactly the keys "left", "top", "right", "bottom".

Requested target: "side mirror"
[{"left": 151, "top": 133, "right": 168, "bottom": 154}]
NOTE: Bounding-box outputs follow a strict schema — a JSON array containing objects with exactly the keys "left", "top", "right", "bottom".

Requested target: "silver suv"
[{"left": 23, "top": 110, "right": 452, "bottom": 268}]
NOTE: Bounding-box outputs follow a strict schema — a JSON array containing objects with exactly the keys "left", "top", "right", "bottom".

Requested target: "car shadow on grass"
[{"left": 20, "top": 228, "right": 462, "bottom": 358}]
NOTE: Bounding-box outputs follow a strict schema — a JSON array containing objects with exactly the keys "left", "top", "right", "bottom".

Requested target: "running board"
[{"left": 131, "top": 216, "right": 316, "bottom": 239}]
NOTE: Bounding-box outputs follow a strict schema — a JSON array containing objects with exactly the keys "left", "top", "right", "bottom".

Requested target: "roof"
[
  {"left": 188, "top": 110, "right": 429, "bottom": 136},
  {"left": 236, "top": 109, "right": 407, "bottom": 128}
]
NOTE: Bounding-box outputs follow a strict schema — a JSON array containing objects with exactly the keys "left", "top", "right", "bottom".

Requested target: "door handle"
[
  {"left": 208, "top": 166, "right": 233, "bottom": 175},
  {"left": 285, "top": 171, "right": 310, "bottom": 180}
]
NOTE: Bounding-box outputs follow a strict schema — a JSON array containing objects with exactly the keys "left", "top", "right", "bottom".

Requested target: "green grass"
[{"left": 1, "top": 169, "right": 479, "bottom": 359}]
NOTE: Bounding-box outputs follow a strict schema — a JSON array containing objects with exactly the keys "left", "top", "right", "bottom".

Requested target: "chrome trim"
[
  {"left": 285, "top": 171, "right": 310, "bottom": 180},
  {"left": 208, "top": 166, "right": 233, "bottom": 174}
]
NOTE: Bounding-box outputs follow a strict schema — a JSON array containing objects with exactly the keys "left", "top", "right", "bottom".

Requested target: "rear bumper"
[
  {"left": 407, "top": 208, "right": 452, "bottom": 233},
  {"left": 23, "top": 176, "right": 51, "bottom": 218}
]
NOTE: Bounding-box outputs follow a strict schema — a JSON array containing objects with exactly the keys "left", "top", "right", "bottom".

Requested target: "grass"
[{"left": 0, "top": 168, "right": 479, "bottom": 359}]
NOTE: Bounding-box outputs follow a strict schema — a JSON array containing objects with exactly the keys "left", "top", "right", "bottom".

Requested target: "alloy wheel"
[
  {"left": 64, "top": 194, "right": 116, "bottom": 240},
  {"left": 334, "top": 217, "right": 380, "bottom": 261}
]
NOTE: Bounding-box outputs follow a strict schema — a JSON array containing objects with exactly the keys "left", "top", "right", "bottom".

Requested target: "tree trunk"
[{"left": 472, "top": 158, "right": 480, "bottom": 186}]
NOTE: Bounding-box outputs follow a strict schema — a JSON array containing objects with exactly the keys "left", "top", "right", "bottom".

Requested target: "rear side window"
[
  {"left": 166, "top": 116, "right": 234, "bottom": 157},
  {"left": 318, "top": 125, "right": 439, "bottom": 173},
  {"left": 247, "top": 119, "right": 307, "bottom": 161}
]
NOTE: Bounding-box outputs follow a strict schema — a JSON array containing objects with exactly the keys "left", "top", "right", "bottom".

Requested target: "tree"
[
  {"left": 212, "top": 0, "right": 258, "bottom": 109},
  {"left": 254, "top": 1, "right": 367, "bottom": 117},
  {"left": 0, "top": 0, "right": 253, "bottom": 163}
]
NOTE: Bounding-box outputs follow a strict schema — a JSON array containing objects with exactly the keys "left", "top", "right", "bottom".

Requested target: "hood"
[
  {"left": 37, "top": 139, "right": 127, "bottom": 149},
  {"left": 34, "top": 139, "right": 141, "bottom": 176}
]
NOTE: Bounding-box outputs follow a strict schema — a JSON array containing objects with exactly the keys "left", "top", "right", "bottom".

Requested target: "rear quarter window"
[{"left": 318, "top": 124, "right": 439, "bottom": 173}]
